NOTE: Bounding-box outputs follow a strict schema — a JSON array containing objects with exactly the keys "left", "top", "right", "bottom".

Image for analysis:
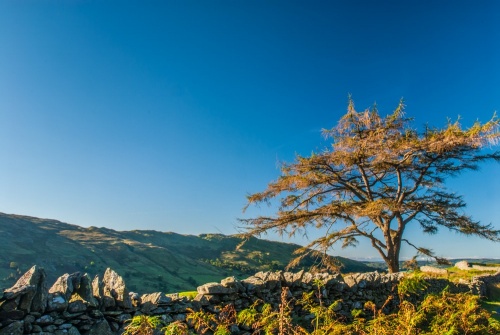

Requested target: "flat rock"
[{"left": 197, "top": 283, "right": 235, "bottom": 295}]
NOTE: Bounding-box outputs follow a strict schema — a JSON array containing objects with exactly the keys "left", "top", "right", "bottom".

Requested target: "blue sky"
[{"left": 0, "top": 1, "right": 499, "bottom": 260}]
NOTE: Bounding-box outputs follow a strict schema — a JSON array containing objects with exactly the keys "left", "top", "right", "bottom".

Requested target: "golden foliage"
[{"left": 241, "top": 98, "right": 500, "bottom": 273}]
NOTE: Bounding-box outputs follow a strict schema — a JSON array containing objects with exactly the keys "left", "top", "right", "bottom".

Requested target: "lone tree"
[{"left": 242, "top": 99, "right": 500, "bottom": 273}]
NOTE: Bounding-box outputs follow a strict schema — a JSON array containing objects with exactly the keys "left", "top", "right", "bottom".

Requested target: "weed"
[
  {"left": 186, "top": 304, "right": 236, "bottom": 335},
  {"left": 237, "top": 287, "right": 307, "bottom": 335},
  {"left": 163, "top": 320, "right": 193, "bottom": 335},
  {"left": 123, "top": 315, "right": 162, "bottom": 335},
  {"left": 397, "top": 271, "right": 428, "bottom": 300}
]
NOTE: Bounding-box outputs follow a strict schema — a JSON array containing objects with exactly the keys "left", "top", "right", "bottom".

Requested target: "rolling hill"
[{"left": 0, "top": 212, "right": 375, "bottom": 293}]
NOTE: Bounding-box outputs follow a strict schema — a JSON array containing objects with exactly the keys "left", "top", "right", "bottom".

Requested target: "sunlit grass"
[
  {"left": 178, "top": 291, "right": 197, "bottom": 300},
  {"left": 482, "top": 282, "right": 500, "bottom": 321},
  {"left": 445, "top": 266, "right": 497, "bottom": 282},
  {"left": 482, "top": 301, "right": 500, "bottom": 321}
]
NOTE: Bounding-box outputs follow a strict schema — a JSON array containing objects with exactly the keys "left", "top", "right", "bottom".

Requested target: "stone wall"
[
  {"left": 454, "top": 260, "right": 500, "bottom": 272},
  {"left": 0, "top": 266, "right": 498, "bottom": 335}
]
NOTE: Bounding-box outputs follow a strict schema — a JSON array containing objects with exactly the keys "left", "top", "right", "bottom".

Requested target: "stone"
[
  {"left": 129, "top": 292, "right": 141, "bottom": 307},
  {"left": 32, "top": 324, "right": 42, "bottom": 332},
  {"left": 221, "top": 276, "right": 246, "bottom": 292},
  {"left": 36, "top": 314, "right": 54, "bottom": 325},
  {"left": 79, "top": 323, "right": 92, "bottom": 331},
  {"left": 109, "top": 321, "right": 120, "bottom": 332},
  {"left": 49, "top": 273, "right": 75, "bottom": 299},
  {"left": 0, "top": 320, "right": 23, "bottom": 335},
  {"left": 23, "top": 314, "right": 35, "bottom": 324},
  {"left": 193, "top": 294, "right": 209, "bottom": 306},
  {"left": 301, "top": 272, "right": 314, "bottom": 284},
  {"left": 24, "top": 322, "right": 33, "bottom": 333},
  {"left": 116, "top": 313, "right": 132, "bottom": 323},
  {"left": 23, "top": 314, "right": 35, "bottom": 333},
  {"left": 54, "top": 318, "right": 66, "bottom": 325},
  {"left": 50, "top": 272, "right": 97, "bottom": 309},
  {"left": 43, "top": 324, "right": 57, "bottom": 332},
  {"left": 282, "top": 270, "right": 306, "bottom": 286},
  {"left": 160, "top": 314, "right": 174, "bottom": 323},
  {"left": 230, "top": 324, "right": 240, "bottom": 333},
  {"left": 353, "top": 271, "right": 382, "bottom": 288},
  {"left": 102, "top": 268, "right": 132, "bottom": 309},
  {"left": 2, "top": 285, "right": 35, "bottom": 301},
  {"left": 332, "top": 301, "right": 342, "bottom": 312},
  {"left": 0, "top": 299, "right": 20, "bottom": 313},
  {"left": 74, "top": 274, "right": 98, "bottom": 308},
  {"left": 63, "top": 310, "right": 84, "bottom": 319},
  {"left": 352, "top": 301, "right": 363, "bottom": 309},
  {"left": 197, "top": 283, "right": 235, "bottom": 295},
  {"left": 241, "top": 276, "right": 265, "bottom": 295},
  {"left": 68, "top": 300, "right": 87, "bottom": 313},
  {"left": 203, "top": 294, "right": 221, "bottom": 304},
  {"left": 263, "top": 273, "right": 283, "bottom": 291},
  {"left": 59, "top": 323, "right": 73, "bottom": 329},
  {"left": 140, "top": 292, "right": 172, "bottom": 313},
  {"left": 314, "top": 272, "right": 343, "bottom": 285},
  {"left": 167, "top": 292, "right": 181, "bottom": 300},
  {"left": 101, "top": 295, "right": 116, "bottom": 309},
  {"left": 343, "top": 274, "right": 358, "bottom": 288},
  {"left": 47, "top": 292, "right": 68, "bottom": 312},
  {"left": 151, "top": 307, "right": 166, "bottom": 314},
  {"left": 3, "top": 266, "right": 48, "bottom": 314},
  {"left": 91, "top": 275, "right": 102, "bottom": 300},
  {"left": 0, "top": 309, "right": 26, "bottom": 321},
  {"left": 140, "top": 292, "right": 172, "bottom": 305},
  {"left": 85, "top": 319, "right": 113, "bottom": 335},
  {"left": 67, "top": 326, "right": 81, "bottom": 335}
]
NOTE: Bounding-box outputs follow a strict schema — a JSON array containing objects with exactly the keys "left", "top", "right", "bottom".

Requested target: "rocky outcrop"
[{"left": 1, "top": 266, "right": 499, "bottom": 335}]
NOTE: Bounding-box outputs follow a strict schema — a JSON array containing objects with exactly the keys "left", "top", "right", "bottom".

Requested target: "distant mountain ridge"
[{"left": 0, "top": 212, "right": 375, "bottom": 293}]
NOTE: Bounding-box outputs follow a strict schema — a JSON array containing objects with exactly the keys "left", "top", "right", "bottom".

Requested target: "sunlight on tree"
[{"left": 242, "top": 98, "right": 500, "bottom": 273}]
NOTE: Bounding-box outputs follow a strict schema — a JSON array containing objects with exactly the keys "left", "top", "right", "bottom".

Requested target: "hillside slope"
[{"left": 0, "top": 212, "right": 375, "bottom": 293}]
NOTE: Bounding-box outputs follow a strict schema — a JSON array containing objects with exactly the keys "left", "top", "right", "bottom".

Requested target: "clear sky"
[{"left": 0, "top": 0, "right": 499, "bottom": 260}]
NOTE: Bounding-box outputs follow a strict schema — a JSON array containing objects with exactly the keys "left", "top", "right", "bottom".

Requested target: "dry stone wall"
[
  {"left": 454, "top": 260, "right": 500, "bottom": 272},
  {"left": 0, "top": 266, "right": 498, "bottom": 335}
]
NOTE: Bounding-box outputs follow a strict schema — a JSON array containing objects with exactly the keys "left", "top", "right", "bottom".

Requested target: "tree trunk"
[
  {"left": 386, "top": 240, "right": 402, "bottom": 273},
  {"left": 387, "top": 256, "right": 400, "bottom": 273},
  {"left": 386, "top": 230, "right": 402, "bottom": 273}
]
